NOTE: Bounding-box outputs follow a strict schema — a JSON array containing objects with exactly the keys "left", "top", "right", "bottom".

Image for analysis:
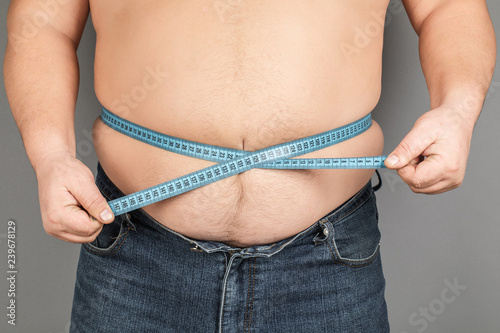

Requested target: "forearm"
[
  {"left": 386, "top": 1, "right": 496, "bottom": 193},
  {"left": 4, "top": 11, "right": 81, "bottom": 172},
  {"left": 415, "top": 1, "right": 496, "bottom": 123}
]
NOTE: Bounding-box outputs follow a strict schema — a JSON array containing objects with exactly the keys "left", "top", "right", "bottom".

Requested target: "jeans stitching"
[
  {"left": 83, "top": 213, "right": 134, "bottom": 256},
  {"left": 249, "top": 259, "right": 256, "bottom": 332},
  {"left": 97, "top": 167, "right": 375, "bottom": 263},
  {"left": 244, "top": 258, "right": 256, "bottom": 333},
  {"left": 83, "top": 225, "right": 130, "bottom": 256},
  {"left": 323, "top": 199, "right": 382, "bottom": 267},
  {"left": 329, "top": 189, "right": 373, "bottom": 226},
  {"left": 328, "top": 240, "right": 381, "bottom": 267},
  {"left": 220, "top": 256, "right": 229, "bottom": 333},
  {"left": 97, "top": 166, "right": 370, "bottom": 257},
  {"left": 325, "top": 240, "right": 337, "bottom": 264},
  {"left": 244, "top": 259, "right": 251, "bottom": 333}
]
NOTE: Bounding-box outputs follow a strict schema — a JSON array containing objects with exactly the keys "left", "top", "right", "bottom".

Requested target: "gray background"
[{"left": 1, "top": 1, "right": 499, "bottom": 332}]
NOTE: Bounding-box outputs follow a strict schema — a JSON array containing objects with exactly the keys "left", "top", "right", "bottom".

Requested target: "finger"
[
  {"left": 407, "top": 179, "right": 460, "bottom": 194},
  {"left": 385, "top": 125, "right": 438, "bottom": 169},
  {"left": 408, "top": 155, "right": 424, "bottom": 166},
  {"left": 397, "top": 155, "right": 445, "bottom": 190},
  {"left": 51, "top": 202, "right": 104, "bottom": 237},
  {"left": 391, "top": 156, "right": 424, "bottom": 188},
  {"left": 69, "top": 176, "right": 115, "bottom": 224},
  {"left": 53, "top": 225, "right": 104, "bottom": 244}
]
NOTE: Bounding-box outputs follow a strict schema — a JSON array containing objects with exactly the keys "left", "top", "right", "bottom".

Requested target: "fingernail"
[
  {"left": 100, "top": 209, "right": 113, "bottom": 222},
  {"left": 386, "top": 155, "right": 399, "bottom": 166}
]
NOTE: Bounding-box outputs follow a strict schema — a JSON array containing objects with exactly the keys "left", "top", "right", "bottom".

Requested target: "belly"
[{"left": 89, "top": 0, "right": 388, "bottom": 247}]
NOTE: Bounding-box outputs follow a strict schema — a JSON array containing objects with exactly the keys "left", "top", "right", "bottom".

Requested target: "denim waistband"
[{"left": 95, "top": 162, "right": 376, "bottom": 257}]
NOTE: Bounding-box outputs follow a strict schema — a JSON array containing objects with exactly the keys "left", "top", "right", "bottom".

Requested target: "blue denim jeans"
[{"left": 70, "top": 163, "right": 389, "bottom": 332}]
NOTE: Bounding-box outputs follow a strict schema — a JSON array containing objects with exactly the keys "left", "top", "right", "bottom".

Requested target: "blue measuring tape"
[{"left": 101, "top": 107, "right": 388, "bottom": 215}]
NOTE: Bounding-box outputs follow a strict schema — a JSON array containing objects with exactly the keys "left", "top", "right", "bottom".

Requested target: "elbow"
[
  {"left": 409, "top": 0, "right": 492, "bottom": 37},
  {"left": 6, "top": 3, "right": 82, "bottom": 52},
  {"left": 6, "top": 2, "right": 41, "bottom": 34},
  {"left": 6, "top": 5, "right": 46, "bottom": 50}
]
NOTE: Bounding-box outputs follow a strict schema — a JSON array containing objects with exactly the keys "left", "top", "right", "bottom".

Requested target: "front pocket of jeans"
[
  {"left": 83, "top": 214, "right": 134, "bottom": 256},
  {"left": 326, "top": 200, "right": 381, "bottom": 267}
]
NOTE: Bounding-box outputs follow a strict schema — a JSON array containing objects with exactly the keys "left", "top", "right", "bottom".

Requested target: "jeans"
[{"left": 70, "top": 163, "right": 389, "bottom": 333}]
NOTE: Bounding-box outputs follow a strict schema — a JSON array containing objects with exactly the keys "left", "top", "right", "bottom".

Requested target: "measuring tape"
[{"left": 101, "top": 107, "right": 388, "bottom": 215}]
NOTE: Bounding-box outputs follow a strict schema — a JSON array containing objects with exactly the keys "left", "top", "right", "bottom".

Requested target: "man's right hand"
[{"left": 34, "top": 151, "right": 114, "bottom": 243}]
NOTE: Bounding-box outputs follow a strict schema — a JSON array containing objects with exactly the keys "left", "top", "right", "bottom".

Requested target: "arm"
[
  {"left": 4, "top": 0, "right": 114, "bottom": 242},
  {"left": 385, "top": 0, "right": 496, "bottom": 194}
]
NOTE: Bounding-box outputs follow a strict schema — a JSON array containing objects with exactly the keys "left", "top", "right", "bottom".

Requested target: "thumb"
[
  {"left": 71, "top": 179, "right": 115, "bottom": 224},
  {"left": 385, "top": 127, "right": 435, "bottom": 169}
]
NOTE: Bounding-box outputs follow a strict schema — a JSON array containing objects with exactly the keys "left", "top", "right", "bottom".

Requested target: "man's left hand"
[{"left": 384, "top": 106, "right": 476, "bottom": 194}]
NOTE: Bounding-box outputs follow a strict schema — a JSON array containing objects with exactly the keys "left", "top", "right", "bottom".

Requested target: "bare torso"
[{"left": 89, "top": 0, "right": 388, "bottom": 247}]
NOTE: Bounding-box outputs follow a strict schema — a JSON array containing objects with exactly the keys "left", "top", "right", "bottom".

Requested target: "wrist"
[
  {"left": 434, "top": 89, "right": 485, "bottom": 130},
  {"left": 30, "top": 146, "right": 76, "bottom": 175}
]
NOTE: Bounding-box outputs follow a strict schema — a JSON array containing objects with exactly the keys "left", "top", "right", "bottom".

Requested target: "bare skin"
[
  {"left": 90, "top": 0, "right": 386, "bottom": 246},
  {"left": 4, "top": 0, "right": 496, "bottom": 246}
]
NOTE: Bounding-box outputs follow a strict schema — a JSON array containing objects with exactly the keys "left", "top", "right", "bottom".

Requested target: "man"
[{"left": 4, "top": 0, "right": 495, "bottom": 332}]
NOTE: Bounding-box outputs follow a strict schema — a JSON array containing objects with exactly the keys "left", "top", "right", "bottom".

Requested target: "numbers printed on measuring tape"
[{"left": 101, "top": 107, "right": 388, "bottom": 215}]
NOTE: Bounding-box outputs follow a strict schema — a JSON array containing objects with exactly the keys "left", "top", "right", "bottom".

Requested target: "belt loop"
[{"left": 372, "top": 170, "right": 382, "bottom": 192}]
